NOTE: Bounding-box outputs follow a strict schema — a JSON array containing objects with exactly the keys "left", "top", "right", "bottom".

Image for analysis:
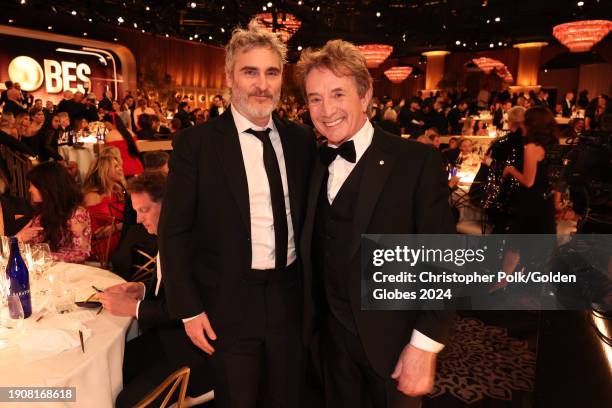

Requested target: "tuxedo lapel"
[
  {"left": 301, "top": 156, "right": 326, "bottom": 261},
  {"left": 274, "top": 115, "right": 300, "bottom": 236},
  {"left": 213, "top": 110, "right": 251, "bottom": 235},
  {"left": 348, "top": 130, "right": 395, "bottom": 259}
]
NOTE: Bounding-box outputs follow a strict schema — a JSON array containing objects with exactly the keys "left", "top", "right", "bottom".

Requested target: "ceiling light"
[
  {"left": 455, "top": 40, "right": 461, "bottom": 45},
  {"left": 577, "top": 1, "right": 584, "bottom": 6},
  {"left": 498, "top": 41, "right": 502, "bottom": 46},
  {"left": 190, "top": 2, "right": 196, "bottom": 8},
  {"left": 189, "top": 36, "right": 193, "bottom": 40},
  {"left": 141, "top": 29, "right": 145, "bottom": 33},
  {"left": 316, "top": 6, "right": 320, "bottom": 11},
  {"left": 20, "top": 0, "right": 26, "bottom": 4},
  {"left": 47, "top": 26, "right": 52, "bottom": 30},
  {"left": 88, "top": 18, "right": 92, "bottom": 22},
  {"left": 544, "top": 69, "right": 548, "bottom": 72},
  {"left": 208, "top": 35, "right": 213, "bottom": 40},
  {"left": 113, "top": 38, "right": 118, "bottom": 41},
  {"left": 495, "top": 17, "right": 501, "bottom": 22},
  {"left": 486, "top": 19, "right": 490, "bottom": 24},
  {"left": 463, "top": 43, "right": 467, "bottom": 47},
  {"left": 262, "top": 6, "right": 267, "bottom": 11},
  {"left": 117, "top": 17, "right": 124, "bottom": 23},
  {"left": 83, "top": 32, "right": 87, "bottom": 36},
  {"left": 133, "top": 23, "right": 138, "bottom": 28},
  {"left": 194, "top": 34, "right": 198, "bottom": 38},
  {"left": 489, "top": 43, "right": 494, "bottom": 48},
  {"left": 267, "top": 2, "right": 273, "bottom": 7},
  {"left": 8, "top": 19, "right": 13, "bottom": 23},
  {"left": 220, "top": 27, "right": 225, "bottom": 32},
  {"left": 298, "top": 1, "right": 302, "bottom": 4},
  {"left": 376, "top": 12, "right": 381, "bottom": 17},
  {"left": 71, "top": 10, "right": 77, "bottom": 15},
  {"left": 146, "top": 6, "right": 150, "bottom": 11},
  {"left": 165, "top": 34, "right": 169, "bottom": 37},
  {"left": 297, "top": 45, "right": 303, "bottom": 51}
]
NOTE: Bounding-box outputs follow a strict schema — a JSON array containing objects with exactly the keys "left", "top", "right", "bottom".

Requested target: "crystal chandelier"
[
  {"left": 254, "top": 13, "right": 301, "bottom": 42},
  {"left": 357, "top": 44, "right": 393, "bottom": 68},
  {"left": 472, "top": 57, "right": 504, "bottom": 74},
  {"left": 552, "top": 20, "right": 612, "bottom": 52},
  {"left": 384, "top": 66, "right": 413, "bottom": 83}
]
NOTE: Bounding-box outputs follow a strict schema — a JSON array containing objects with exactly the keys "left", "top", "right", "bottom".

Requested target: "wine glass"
[{"left": 0, "top": 295, "right": 25, "bottom": 347}]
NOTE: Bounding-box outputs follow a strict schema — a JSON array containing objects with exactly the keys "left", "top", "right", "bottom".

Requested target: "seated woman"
[
  {"left": 83, "top": 154, "right": 126, "bottom": 261},
  {"left": 103, "top": 112, "right": 143, "bottom": 177},
  {"left": 456, "top": 138, "right": 481, "bottom": 170},
  {"left": 0, "top": 168, "right": 31, "bottom": 236},
  {"left": 16, "top": 162, "right": 91, "bottom": 263}
]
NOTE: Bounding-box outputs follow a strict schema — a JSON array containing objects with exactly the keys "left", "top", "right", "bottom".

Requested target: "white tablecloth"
[
  {"left": 59, "top": 144, "right": 97, "bottom": 183},
  {"left": 0, "top": 263, "right": 132, "bottom": 407}
]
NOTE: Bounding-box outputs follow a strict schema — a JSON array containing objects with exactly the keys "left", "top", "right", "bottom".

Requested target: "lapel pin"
[{"left": 379, "top": 160, "right": 385, "bottom": 166}]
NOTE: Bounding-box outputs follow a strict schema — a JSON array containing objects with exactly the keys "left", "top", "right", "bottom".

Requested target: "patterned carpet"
[{"left": 429, "top": 317, "right": 537, "bottom": 405}]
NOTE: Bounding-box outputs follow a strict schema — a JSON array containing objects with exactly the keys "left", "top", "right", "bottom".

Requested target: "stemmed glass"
[{"left": 0, "top": 294, "right": 25, "bottom": 347}]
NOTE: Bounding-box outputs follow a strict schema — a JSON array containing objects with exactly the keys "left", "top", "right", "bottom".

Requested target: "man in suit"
[
  {"left": 159, "top": 20, "right": 315, "bottom": 408},
  {"left": 295, "top": 40, "right": 455, "bottom": 408},
  {"left": 98, "top": 172, "right": 209, "bottom": 407},
  {"left": 209, "top": 94, "right": 225, "bottom": 118},
  {"left": 562, "top": 92, "right": 574, "bottom": 118}
]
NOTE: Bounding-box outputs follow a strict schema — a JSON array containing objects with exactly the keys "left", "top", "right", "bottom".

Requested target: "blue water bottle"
[{"left": 5, "top": 237, "right": 32, "bottom": 318}]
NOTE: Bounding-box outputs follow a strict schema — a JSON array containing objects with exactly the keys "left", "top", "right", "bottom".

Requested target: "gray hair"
[
  {"left": 507, "top": 105, "right": 526, "bottom": 125},
  {"left": 225, "top": 19, "right": 287, "bottom": 78}
]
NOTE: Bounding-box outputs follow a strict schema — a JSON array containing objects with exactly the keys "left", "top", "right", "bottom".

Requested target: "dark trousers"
[
  {"left": 321, "top": 316, "right": 421, "bottom": 408},
  {"left": 208, "top": 264, "right": 305, "bottom": 408}
]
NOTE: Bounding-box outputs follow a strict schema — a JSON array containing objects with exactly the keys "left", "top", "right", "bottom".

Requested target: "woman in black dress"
[{"left": 492, "top": 106, "right": 558, "bottom": 291}]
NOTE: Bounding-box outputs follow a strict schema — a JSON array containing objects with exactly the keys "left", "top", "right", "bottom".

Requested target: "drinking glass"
[{"left": 0, "top": 294, "right": 25, "bottom": 346}]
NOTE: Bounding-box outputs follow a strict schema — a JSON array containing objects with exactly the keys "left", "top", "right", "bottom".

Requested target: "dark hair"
[
  {"left": 103, "top": 113, "right": 140, "bottom": 158},
  {"left": 171, "top": 117, "right": 182, "bottom": 130},
  {"left": 143, "top": 150, "right": 169, "bottom": 170},
  {"left": 178, "top": 102, "right": 188, "bottom": 110},
  {"left": 27, "top": 162, "right": 83, "bottom": 251},
  {"left": 214, "top": 94, "right": 222, "bottom": 100},
  {"left": 137, "top": 113, "right": 153, "bottom": 131},
  {"left": 126, "top": 171, "right": 166, "bottom": 203},
  {"left": 524, "top": 106, "right": 558, "bottom": 149}
]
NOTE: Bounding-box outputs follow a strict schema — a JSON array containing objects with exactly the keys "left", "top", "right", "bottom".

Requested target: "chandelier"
[
  {"left": 357, "top": 44, "right": 393, "bottom": 68},
  {"left": 254, "top": 13, "right": 301, "bottom": 42},
  {"left": 384, "top": 66, "right": 413, "bottom": 83},
  {"left": 553, "top": 20, "right": 612, "bottom": 52},
  {"left": 472, "top": 57, "right": 504, "bottom": 74}
]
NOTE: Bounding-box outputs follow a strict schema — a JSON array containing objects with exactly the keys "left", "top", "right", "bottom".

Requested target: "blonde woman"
[{"left": 83, "top": 154, "right": 126, "bottom": 259}]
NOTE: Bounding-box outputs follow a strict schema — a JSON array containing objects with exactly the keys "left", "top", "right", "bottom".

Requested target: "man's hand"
[
  {"left": 104, "top": 282, "right": 145, "bottom": 299},
  {"left": 97, "top": 292, "right": 139, "bottom": 317},
  {"left": 184, "top": 312, "right": 217, "bottom": 355},
  {"left": 391, "top": 344, "right": 437, "bottom": 397}
]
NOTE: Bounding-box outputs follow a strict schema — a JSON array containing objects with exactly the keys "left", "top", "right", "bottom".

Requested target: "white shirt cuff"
[
  {"left": 182, "top": 312, "right": 204, "bottom": 323},
  {"left": 135, "top": 300, "right": 141, "bottom": 319},
  {"left": 409, "top": 329, "right": 445, "bottom": 353}
]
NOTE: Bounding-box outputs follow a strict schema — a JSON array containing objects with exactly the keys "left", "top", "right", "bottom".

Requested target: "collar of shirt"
[
  {"left": 231, "top": 104, "right": 276, "bottom": 135},
  {"left": 327, "top": 119, "right": 374, "bottom": 165}
]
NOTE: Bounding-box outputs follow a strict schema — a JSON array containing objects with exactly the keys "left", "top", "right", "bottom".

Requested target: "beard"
[{"left": 230, "top": 86, "right": 280, "bottom": 121}]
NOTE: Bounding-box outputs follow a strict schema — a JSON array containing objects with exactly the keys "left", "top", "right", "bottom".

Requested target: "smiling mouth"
[{"left": 323, "top": 118, "right": 344, "bottom": 128}]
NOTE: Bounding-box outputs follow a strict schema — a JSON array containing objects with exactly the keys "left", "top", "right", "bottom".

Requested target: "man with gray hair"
[{"left": 159, "top": 19, "right": 315, "bottom": 407}]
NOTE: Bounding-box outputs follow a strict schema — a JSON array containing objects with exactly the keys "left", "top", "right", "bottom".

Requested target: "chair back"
[{"left": 134, "top": 366, "right": 190, "bottom": 408}]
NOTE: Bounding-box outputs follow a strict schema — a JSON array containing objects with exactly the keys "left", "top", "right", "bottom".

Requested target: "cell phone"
[{"left": 75, "top": 300, "right": 102, "bottom": 308}]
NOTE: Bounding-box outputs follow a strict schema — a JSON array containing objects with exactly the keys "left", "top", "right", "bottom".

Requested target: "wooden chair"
[
  {"left": 130, "top": 247, "right": 156, "bottom": 283},
  {"left": 89, "top": 213, "right": 117, "bottom": 269},
  {"left": 134, "top": 366, "right": 190, "bottom": 408},
  {"left": 0, "top": 146, "right": 34, "bottom": 199}
]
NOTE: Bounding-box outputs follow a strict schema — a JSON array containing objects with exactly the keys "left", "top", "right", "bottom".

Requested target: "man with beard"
[
  {"left": 296, "top": 40, "right": 454, "bottom": 408},
  {"left": 159, "top": 20, "right": 315, "bottom": 408}
]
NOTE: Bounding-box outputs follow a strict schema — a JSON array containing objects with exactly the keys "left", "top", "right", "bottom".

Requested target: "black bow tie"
[{"left": 319, "top": 140, "right": 356, "bottom": 166}]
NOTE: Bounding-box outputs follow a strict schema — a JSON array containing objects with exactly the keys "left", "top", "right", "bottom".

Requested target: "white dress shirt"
[
  {"left": 232, "top": 104, "right": 296, "bottom": 270},
  {"left": 325, "top": 119, "right": 445, "bottom": 354},
  {"left": 182, "top": 106, "right": 296, "bottom": 323}
]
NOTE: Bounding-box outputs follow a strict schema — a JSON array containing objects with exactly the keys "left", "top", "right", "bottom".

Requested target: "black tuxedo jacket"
[
  {"left": 562, "top": 99, "right": 573, "bottom": 118},
  {"left": 301, "top": 128, "right": 456, "bottom": 377},
  {"left": 159, "top": 109, "right": 315, "bottom": 344}
]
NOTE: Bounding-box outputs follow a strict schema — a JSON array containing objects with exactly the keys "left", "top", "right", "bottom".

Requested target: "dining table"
[{"left": 0, "top": 262, "right": 132, "bottom": 407}]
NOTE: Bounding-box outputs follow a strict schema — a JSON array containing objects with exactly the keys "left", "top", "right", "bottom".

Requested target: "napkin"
[{"left": 17, "top": 317, "right": 93, "bottom": 363}]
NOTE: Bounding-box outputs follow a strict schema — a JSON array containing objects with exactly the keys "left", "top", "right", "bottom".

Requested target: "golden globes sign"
[
  {"left": 8, "top": 55, "right": 92, "bottom": 94},
  {"left": 0, "top": 25, "right": 137, "bottom": 102}
]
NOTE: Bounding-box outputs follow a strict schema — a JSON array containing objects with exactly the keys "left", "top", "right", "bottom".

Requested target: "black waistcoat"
[{"left": 312, "top": 154, "right": 368, "bottom": 334}]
